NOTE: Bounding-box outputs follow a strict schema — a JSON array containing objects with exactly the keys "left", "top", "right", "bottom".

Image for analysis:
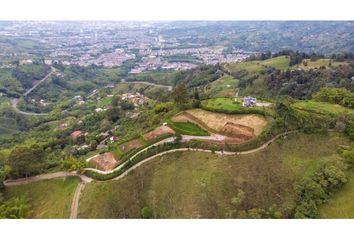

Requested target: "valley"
[{"left": 0, "top": 21, "right": 353, "bottom": 219}]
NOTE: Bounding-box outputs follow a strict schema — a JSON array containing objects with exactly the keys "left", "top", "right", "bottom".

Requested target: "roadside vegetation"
[
  {"left": 3, "top": 177, "right": 80, "bottom": 218},
  {"left": 78, "top": 132, "right": 350, "bottom": 218}
]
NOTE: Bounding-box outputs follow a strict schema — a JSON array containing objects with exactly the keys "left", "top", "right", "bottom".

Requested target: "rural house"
[{"left": 242, "top": 96, "right": 257, "bottom": 107}]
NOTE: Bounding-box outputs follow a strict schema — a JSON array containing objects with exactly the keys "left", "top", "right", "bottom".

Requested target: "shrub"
[
  {"left": 141, "top": 206, "right": 153, "bottom": 219},
  {"left": 293, "top": 161, "right": 347, "bottom": 218}
]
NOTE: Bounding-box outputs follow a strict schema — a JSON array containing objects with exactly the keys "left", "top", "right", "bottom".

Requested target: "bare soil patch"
[
  {"left": 89, "top": 152, "right": 121, "bottom": 171},
  {"left": 173, "top": 109, "right": 267, "bottom": 136},
  {"left": 119, "top": 139, "right": 145, "bottom": 153},
  {"left": 221, "top": 122, "right": 254, "bottom": 140},
  {"left": 143, "top": 125, "right": 175, "bottom": 141}
]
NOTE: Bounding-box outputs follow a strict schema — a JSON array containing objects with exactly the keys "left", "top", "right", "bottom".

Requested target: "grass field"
[
  {"left": 4, "top": 177, "right": 80, "bottom": 219},
  {"left": 319, "top": 171, "right": 354, "bottom": 218},
  {"left": 78, "top": 132, "right": 350, "bottom": 218},
  {"left": 296, "top": 59, "right": 348, "bottom": 70},
  {"left": 204, "top": 75, "right": 239, "bottom": 97},
  {"left": 226, "top": 61, "right": 265, "bottom": 74},
  {"left": 168, "top": 120, "right": 209, "bottom": 136},
  {"left": 201, "top": 98, "right": 243, "bottom": 111},
  {"left": 225, "top": 56, "right": 290, "bottom": 73},
  {"left": 292, "top": 100, "right": 354, "bottom": 116},
  {"left": 260, "top": 56, "right": 290, "bottom": 70},
  {"left": 201, "top": 97, "right": 264, "bottom": 113},
  {"left": 0, "top": 116, "right": 20, "bottom": 138}
]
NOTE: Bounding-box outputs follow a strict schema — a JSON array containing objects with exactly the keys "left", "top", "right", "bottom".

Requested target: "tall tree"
[
  {"left": 8, "top": 145, "right": 45, "bottom": 178},
  {"left": 172, "top": 83, "right": 188, "bottom": 105}
]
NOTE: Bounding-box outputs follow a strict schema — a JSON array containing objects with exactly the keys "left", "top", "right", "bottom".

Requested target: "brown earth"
[
  {"left": 143, "top": 125, "right": 176, "bottom": 141},
  {"left": 221, "top": 122, "right": 254, "bottom": 140},
  {"left": 171, "top": 109, "right": 267, "bottom": 144},
  {"left": 172, "top": 109, "right": 267, "bottom": 136},
  {"left": 89, "top": 152, "right": 121, "bottom": 171},
  {"left": 119, "top": 139, "right": 145, "bottom": 153}
]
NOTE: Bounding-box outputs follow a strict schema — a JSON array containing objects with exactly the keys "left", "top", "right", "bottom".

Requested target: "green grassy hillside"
[
  {"left": 319, "top": 171, "right": 354, "bottom": 218},
  {"left": 261, "top": 56, "right": 290, "bottom": 70},
  {"left": 78, "top": 132, "right": 350, "bottom": 218},
  {"left": 292, "top": 101, "right": 354, "bottom": 116},
  {"left": 4, "top": 177, "right": 80, "bottom": 219},
  {"left": 204, "top": 75, "right": 239, "bottom": 97}
]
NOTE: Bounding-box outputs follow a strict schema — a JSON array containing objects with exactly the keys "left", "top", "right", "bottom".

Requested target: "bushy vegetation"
[
  {"left": 313, "top": 87, "right": 354, "bottom": 108},
  {"left": 3, "top": 177, "right": 80, "bottom": 218},
  {"left": 293, "top": 161, "right": 348, "bottom": 218},
  {"left": 0, "top": 196, "right": 33, "bottom": 219},
  {"left": 60, "top": 156, "right": 87, "bottom": 172}
]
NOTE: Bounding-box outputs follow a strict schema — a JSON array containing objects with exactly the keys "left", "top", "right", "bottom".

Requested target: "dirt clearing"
[
  {"left": 119, "top": 139, "right": 145, "bottom": 153},
  {"left": 89, "top": 152, "right": 121, "bottom": 171},
  {"left": 143, "top": 125, "right": 175, "bottom": 141},
  {"left": 171, "top": 109, "right": 267, "bottom": 141}
]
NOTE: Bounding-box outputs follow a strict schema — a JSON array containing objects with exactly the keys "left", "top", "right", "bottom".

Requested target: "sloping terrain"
[{"left": 78, "top": 132, "right": 350, "bottom": 218}]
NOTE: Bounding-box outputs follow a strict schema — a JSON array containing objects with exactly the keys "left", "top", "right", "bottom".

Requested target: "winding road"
[
  {"left": 122, "top": 80, "right": 173, "bottom": 91},
  {"left": 3, "top": 130, "right": 298, "bottom": 218},
  {"left": 4, "top": 171, "right": 92, "bottom": 219},
  {"left": 10, "top": 67, "right": 56, "bottom": 116}
]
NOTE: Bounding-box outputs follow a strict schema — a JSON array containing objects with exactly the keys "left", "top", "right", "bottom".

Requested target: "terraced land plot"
[{"left": 172, "top": 109, "right": 267, "bottom": 137}]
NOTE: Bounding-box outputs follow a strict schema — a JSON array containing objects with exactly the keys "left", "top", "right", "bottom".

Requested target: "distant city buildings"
[{"left": 0, "top": 22, "right": 253, "bottom": 72}]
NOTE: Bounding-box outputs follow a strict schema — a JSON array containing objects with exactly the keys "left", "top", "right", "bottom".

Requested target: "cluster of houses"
[
  {"left": 69, "top": 129, "right": 119, "bottom": 153},
  {"left": 121, "top": 92, "right": 148, "bottom": 107}
]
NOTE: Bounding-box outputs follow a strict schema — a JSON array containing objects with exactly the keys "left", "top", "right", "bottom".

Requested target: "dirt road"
[
  {"left": 10, "top": 67, "right": 56, "bottom": 116},
  {"left": 70, "top": 182, "right": 85, "bottom": 219},
  {"left": 123, "top": 80, "right": 173, "bottom": 91},
  {"left": 3, "top": 171, "right": 92, "bottom": 187},
  {"left": 3, "top": 130, "right": 297, "bottom": 219},
  {"left": 113, "top": 130, "right": 298, "bottom": 180}
]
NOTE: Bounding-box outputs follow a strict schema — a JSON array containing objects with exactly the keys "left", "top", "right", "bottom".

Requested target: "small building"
[
  {"left": 70, "top": 130, "right": 83, "bottom": 139},
  {"left": 242, "top": 96, "right": 257, "bottom": 107},
  {"left": 95, "top": 108, "right": 104, "bottom": 113},
  {"left": 73, "top": 95, "right": 83, "bottom": 101},
  {"left": 109, "top": 136, "right": 118, "bottom": 143}
]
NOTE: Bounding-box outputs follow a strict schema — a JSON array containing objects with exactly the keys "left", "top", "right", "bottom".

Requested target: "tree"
[
  {"left": 341, "top": 148, "right": 354, "bottom": 167},
  {"left": 111, "top": 96, "right": 119, "bottom": 107},
  {"left": 8, "top": 145, "right": 45, "bottom": 178},
  {"left": 141, "top": 206, "right": 153, "bottom": 219},
  {"left": 106, "top": 107, "right": 120, "bottom": 123},
  {"left": 89, "top": 140, "right": 98, "bottom": 151},
  {"left": 313, "top": 88, "right": 354, "bottom": 108},
  {"left": 0, "top": 197, "right": 33, "bottom": 219},
  {"left": 60, "top": 156, "right": 87, "bottom": 172},
  {"left": 194, "top": 87, "right": 200, "bottom": 100},
  {"left": 172, "top": 83, "right": 188, "bottom": 105},
  {"left": 0, "top": 165, "right": 12, "bottom": 190},
  {"left": 120, "top": 100, "right": 135, "bottom": 110}
]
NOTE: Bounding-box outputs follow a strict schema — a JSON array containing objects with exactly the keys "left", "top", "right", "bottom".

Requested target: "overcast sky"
[{"left": 0, "top": 0, "right": 352, "bottom": 20}]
